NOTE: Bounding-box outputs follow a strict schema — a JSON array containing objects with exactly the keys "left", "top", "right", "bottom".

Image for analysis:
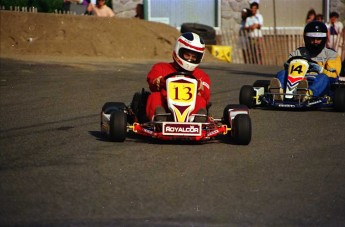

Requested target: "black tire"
[
  {"left": 222, "top": 104, "right": 248, "bottom": 126},
  {"left": 109, "top": 110, "right": 127, "bottom": 142},
  {"left": 340, "top": 60, "right": 345, "bottom": 77},
  {"left": 253, "top": 80, "right": 270, "bottom": 92},
  {"left": 232, "top": 114, "right": 252, "bottom": 145},
  {"left": 130, "top": 89, "right": 150, "bottom": 123},
  {"left": 334, "top": 87, "right": 345, "bottom": 112},
  {"left": 202, "top": 38, "right": 217, "bottom": 45},
  {"left": 239, "top": 85, "right": 255, "bottom": 108},
  {"left": 102, "top": 102, "right": 126, "bottom": 114},
  {"left": 101, "top": 102, "right": 127, "bottom": 134},
  {"left": 180, "top": 23, "right": 216, "bottom": 45},
  {"left": 339, "top": 60, "right": 345, "bottom": 77}
]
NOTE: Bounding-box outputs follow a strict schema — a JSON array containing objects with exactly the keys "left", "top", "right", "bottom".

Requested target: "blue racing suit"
[{"left": 276, "top": 47, "right": 341, "bottom": 96}]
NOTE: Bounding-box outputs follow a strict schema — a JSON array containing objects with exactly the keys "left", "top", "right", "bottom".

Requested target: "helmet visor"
[
  {"left": 305, "top": 32, "right": 327, "bottom": 38},
  {"left": 179, "top": 48, "right": 203, "bottom": 64}
]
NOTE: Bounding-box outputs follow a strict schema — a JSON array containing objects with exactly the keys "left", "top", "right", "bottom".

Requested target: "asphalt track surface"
[{"left": 0, "top": 58, "right": 344, "bottom": 226}]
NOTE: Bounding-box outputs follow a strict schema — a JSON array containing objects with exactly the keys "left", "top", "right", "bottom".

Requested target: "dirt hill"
[{"left": 0, "top": 11, "right": 218, "bottom": 63}]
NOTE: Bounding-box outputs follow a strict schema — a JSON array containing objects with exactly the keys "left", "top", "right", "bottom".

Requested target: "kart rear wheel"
[
  {"left": 109, "top": 110, "right": 127, "bottom": 142},
  {"left": 239, "top": 85, "right": 255, "bottom": 108},
  {"left": 334, "top": 87, "right": 345, "bottom": 112},
  {"left": 232, "top": 114, "right": 252, "bottom": 145},
  {"left": 130, "top": 89, "right": 150, "bottom": 123}
]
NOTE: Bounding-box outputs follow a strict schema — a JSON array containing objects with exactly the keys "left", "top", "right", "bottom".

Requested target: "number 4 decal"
[{"left": 290, "top": 65, "right": 303, "bottom": 74}]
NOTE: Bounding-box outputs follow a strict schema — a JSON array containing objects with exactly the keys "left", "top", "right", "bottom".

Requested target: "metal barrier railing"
[{"left": 221, "top": 27, "right": 344, "bottom": 66}]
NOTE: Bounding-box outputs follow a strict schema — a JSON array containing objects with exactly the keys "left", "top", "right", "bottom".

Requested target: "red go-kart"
[{"left": 101, "top": 72, "right": 252, "bottom": 145}]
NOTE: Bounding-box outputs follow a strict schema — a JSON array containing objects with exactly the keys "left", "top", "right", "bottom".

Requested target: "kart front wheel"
[
  {"left": 232, "top": 114, "right": 252, "bottom": 145},
  {"left": 101, "top": 102, "right": 126, "bottom": 134},
  {"left": 239, "top": 85, "right": 255, "bottom": 108},
  {"left": 109, "top": 110, "right": 127, "bottom": 142},
  {"left": 102, "top": 102, "right": 126, "bottom": 113},
  {"left": 334, "top": 87, "right": 345, "bottom": 112}
]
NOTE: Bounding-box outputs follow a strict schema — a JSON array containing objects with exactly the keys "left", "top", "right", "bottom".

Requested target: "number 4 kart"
[{"left": 239, "top": 56, "right": 345, "bottom": 111}]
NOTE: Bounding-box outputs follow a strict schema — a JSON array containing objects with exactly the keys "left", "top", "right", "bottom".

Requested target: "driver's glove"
[
  {"left": 309, "top": 63, "right": 324, "bottom": 74},
  {"left": 153, "top": 76, "right": 162, "bottom": 91},
  {"left": 197, "top": 79, "right": 204, "bottom": 96},
  {"left": 197, "top": 79, "right": 204, "bottom": 91}
]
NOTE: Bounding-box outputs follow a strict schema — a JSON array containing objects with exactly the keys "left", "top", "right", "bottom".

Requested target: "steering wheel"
[
  {"left": 163, "top": 71, "right": 197, "bottom": 80},
  {"left": 286, "top": 56, "right": 317, "bottom": 64},
  {"left": 286, "top": 56, "right": 320, "bottom": 73}
]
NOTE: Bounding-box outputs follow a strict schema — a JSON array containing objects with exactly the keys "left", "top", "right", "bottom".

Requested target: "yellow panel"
[{"left": 210, "top": 45, "right": 232, "bottom": 62}]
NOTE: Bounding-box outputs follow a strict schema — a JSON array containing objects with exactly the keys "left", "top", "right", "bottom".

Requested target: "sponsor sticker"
[
  {"left": 278, "top": 104, "right": 296, "bottom": 108},
  {"left": 143, "top": 128, "right": 154, "bottom": 135},
  {"left": 308, "top": 100, "right": 322, "bottom": 106},
  {"left": 162, "top": 122, "right": 202, "bottom": 136},
  {"left": 207, "top": 129, "right": 219, "bottom": 137}
]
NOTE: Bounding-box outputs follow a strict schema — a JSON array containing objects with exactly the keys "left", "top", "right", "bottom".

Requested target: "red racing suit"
[{"left": 146, "top": 62, "right": 211, "bottom": 121}]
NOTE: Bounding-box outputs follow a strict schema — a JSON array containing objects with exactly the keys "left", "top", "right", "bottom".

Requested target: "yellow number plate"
[
  {"left": 288, "top": 59, "right": 309, "bottom": 77},
  {"left": 168, "top": 81, "right": 196, "bottom": 103}
]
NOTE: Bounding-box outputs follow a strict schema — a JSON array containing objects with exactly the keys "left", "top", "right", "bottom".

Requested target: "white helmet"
[{"left": 173, "top": 32, "right": 205, "bottom": 72}]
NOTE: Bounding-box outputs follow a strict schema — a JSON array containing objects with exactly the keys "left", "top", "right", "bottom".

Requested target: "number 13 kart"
[{"left": 100, "top": 72, "right": 252, "bottom": 145}]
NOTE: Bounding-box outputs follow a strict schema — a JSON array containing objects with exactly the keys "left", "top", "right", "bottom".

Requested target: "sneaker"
[
  {"left": 154, "top": 106, "right": 167, "bottom": 121},
  {"left": 296, "top": 80, "right": 312, "bottom": 102},
  {"left": 194, "top": 108, "right": 207, "bottom": 123},
  {"left": 269, "top": 78, "right": 283, "bottom": 101}
]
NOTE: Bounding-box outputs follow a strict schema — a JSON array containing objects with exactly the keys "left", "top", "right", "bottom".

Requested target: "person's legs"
[
  {"left": 269, "top": 70, "right": 286, "bottom": 100},
  {"left": 192, "top": 96, "right": 207, "bottom": 122},
  {"left": 146, "top": 92, "right": 166, "bottom": 121},
  {"left": 147, "top": 93, "right": 207, "bottom": 122},
  {"left": 309, "top": 74, "right": 330, "bottom": 96},
  {"left": 276, "top": 70, "right": 286, "bottom": 89},
  {"left": 191, "top": 96, "right": 207, "bottom": 115}
]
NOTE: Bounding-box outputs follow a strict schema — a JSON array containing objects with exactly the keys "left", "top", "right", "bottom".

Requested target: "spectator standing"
[
  {"left": 249, "top": 2, "right": 263, "bottom": 31},
  {"left": 326, "top": 11, "right": 344, "bottom": 55},
  {"left": 239, "top": 8, "right": 252, "bottom": 63},
  {"left": 305, "top": 9, "right": 316, "bottom": 24},
  {"left": 87, "top": 0, "right": 115, "bottom": 17},
  {"left": 245, "top": 1, "right": 263, "bottom": 64},
  {"left": 135, "top": 3, "right": 144, "bottom": 19}
]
